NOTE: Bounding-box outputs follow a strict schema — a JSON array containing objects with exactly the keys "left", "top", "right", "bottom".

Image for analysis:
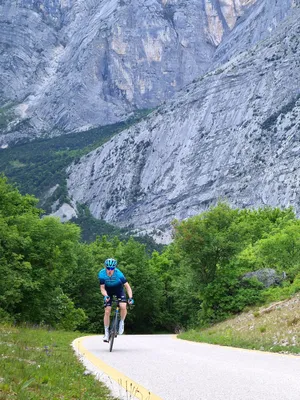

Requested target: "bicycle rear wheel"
[{"left": 109, "top": 314, "right": 118, "bottom": 352}]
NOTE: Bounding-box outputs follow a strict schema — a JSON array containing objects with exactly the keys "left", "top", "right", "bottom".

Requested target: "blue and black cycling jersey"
[
  {"left": 98, "top": 268, "right": 127, "bottom": 288},
  {"left": 98, "top": 268, "right": 127, "bottom": 302}
]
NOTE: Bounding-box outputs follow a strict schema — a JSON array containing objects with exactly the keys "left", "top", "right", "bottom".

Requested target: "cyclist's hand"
[
  {"left": 128, "top": 298, "right": 134, "bottom": 305},
  {"left": 104, "top": 295, "right": 110, "bottom": 303}
]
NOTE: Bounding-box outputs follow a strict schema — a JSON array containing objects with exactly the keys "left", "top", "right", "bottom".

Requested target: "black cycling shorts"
[{"left": 104, "top": 286, "right": 127, "bottom": 307}]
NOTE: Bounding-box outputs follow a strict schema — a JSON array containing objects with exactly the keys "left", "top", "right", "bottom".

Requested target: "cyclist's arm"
[
  {"left": 100, "top": 284, "right": 108, "bottom": 297},
  {"left": 124, "top": 282, "right": 133, "bottom": 298}
]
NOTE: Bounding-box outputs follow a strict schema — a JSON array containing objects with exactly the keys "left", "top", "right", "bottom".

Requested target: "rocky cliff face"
[
  {"left": 67, "top": 4, "right": 300, "bottom": 243},
  {"left": 213, "top": 0, "right": 296, "bottom": 65},
  {"left": 0, "top": 0, "right": 293, "bottom": 145}
]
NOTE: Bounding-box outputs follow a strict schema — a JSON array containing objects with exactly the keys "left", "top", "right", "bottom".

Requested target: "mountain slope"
[
  {"left": 0, "top": 0, "right": 294, "bottom": 145},
  {"left": 67, "top": 5, "right": 300, "bottom": 243},
  {"left": 213, "top": 0, "right": 296, "bottom": 65}
]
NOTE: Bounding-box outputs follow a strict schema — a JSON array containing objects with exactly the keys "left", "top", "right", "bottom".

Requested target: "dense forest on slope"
[
  {"left": 1, "top": 176, "right": 300, "bottom": 334},
  {"left": 0, "top": 122, "right": 123, "bottom": 199},
  {"left": 0, "top": 110, "right": 152, "bottom": 201},
  {"left": 0, "top": 111, "right": 164, "bottom": 246}
]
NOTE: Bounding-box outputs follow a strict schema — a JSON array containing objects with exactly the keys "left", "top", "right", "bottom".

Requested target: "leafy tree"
[
  {"left": 200, "top": 266, "right": 264, "bottom": 322},
  {"left": 249, "top": 221, "right": 300, "bottom": 279},
  {"left": 0, "top": 175, "right": 40, "bottom": 217},
  {"left": 172, "top": 203, "right": 298, "bottom": 324},
  {"left": 0, "top": 217, "right": 34, "bottom": 317},
  {"left": 149, "top": 244, "right": 196, "bottom": 331},
  {"left": 64, "top": 242, "right": 104, "bottom": 332},
  {"left": 0, "top": 177, "right": 39, "bottom": 318},
  {"left": 172, "top": 203, "right": 241, "bottom": 285},
  {"left": 232, "top": 206, "right": 296, "bottom": 246},
  {"left": 0, "top": 176, "right": 86, "bottom": 329},
  {"left": 13, "top": 215, "right": 82, "bottom": 324}
]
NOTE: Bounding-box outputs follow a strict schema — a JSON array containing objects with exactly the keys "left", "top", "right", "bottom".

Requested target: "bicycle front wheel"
[{"left": 109, "top": 314, "right": 118, "bottom": 352}]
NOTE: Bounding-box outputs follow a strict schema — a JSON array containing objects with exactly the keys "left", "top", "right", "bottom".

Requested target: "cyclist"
[{"left": 98, "top": 258, "right": 134, "bottom": 342}]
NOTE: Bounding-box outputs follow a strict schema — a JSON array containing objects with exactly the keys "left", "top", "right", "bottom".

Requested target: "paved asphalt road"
[{"left": 74, "top": 334, "right": 300, "bottom": 400}]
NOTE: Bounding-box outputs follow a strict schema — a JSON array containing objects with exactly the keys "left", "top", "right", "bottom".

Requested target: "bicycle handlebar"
[{"left": 103, "top": 296, "right": 134, "bottom": 306}]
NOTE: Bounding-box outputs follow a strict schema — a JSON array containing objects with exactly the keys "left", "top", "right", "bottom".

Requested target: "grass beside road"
[
  {"left": 179, "top": 293, "right": 300, "bottom": 355},
  {"left": 0, "top": 325, "right": 116, "bottom": 400}
]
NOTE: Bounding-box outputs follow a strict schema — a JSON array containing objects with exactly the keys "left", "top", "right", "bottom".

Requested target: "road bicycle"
[
  {"left": 108, "top": 297, "right": 121, "bottom": 352},
  {"left": 105, "top": 296, "right": 134, "bottom": 352}
]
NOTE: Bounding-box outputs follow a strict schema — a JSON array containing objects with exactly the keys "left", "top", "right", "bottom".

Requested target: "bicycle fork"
[{"left": 111, "top": 306, "right": 119, "bottom": 338}]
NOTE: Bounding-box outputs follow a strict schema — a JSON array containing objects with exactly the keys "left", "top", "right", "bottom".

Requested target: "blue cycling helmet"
[{"left": 104, "top": 258, "right": 117, "bottom": 269}]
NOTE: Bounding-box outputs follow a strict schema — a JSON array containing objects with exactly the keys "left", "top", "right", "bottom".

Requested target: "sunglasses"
[{"left": 106, "top": 267, "right": 115, "bottom": 271}]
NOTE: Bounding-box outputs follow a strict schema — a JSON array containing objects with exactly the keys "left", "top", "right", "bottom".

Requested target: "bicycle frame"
[{"left": 108, "top": 297, "right": 122, "bottom": 352}]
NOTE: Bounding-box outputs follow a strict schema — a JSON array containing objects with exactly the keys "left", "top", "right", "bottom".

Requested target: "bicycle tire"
[{"left": 109, "top": 313, "right": 118, "bottom": 352}]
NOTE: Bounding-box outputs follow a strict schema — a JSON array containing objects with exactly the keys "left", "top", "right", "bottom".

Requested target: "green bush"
[
  {"left": 199, "top": 271, "right": 264, "bottom": 323},
  {"left": 46, "top": 291, "right": 87, "bottom": 331},
  {"left": 263, "top": 273, "right": 300, "bottom": 303}
]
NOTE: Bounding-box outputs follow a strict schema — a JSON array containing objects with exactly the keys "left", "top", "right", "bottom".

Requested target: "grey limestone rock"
[
  {"left": 66, "top": 5, "right": 300, "bottom": 243},
  {"left": 243, "top": 269, "right": 285, "bottom": 288},
  {"left": 0, "top": 0, "right": 294, "bottom": 144}
]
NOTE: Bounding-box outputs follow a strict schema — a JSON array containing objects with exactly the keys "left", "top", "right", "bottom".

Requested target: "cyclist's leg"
[
  {"left": 104, "top": 292, "right": 113, "bottom": 324},
  {"left": 115, "top": 287, "right": 127, "bottom": 319},
  {"left": 117, "top": 288, "right": 127, "bottom": 334},
  {"left": 104, "top": 305, "right": 112, "bottom": 326},
  {"left": 103, "top": 296, "right": 112, "bottom": 342},
  {"left": 119, "top": 301, "right": 127, "bottom": 320}
]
